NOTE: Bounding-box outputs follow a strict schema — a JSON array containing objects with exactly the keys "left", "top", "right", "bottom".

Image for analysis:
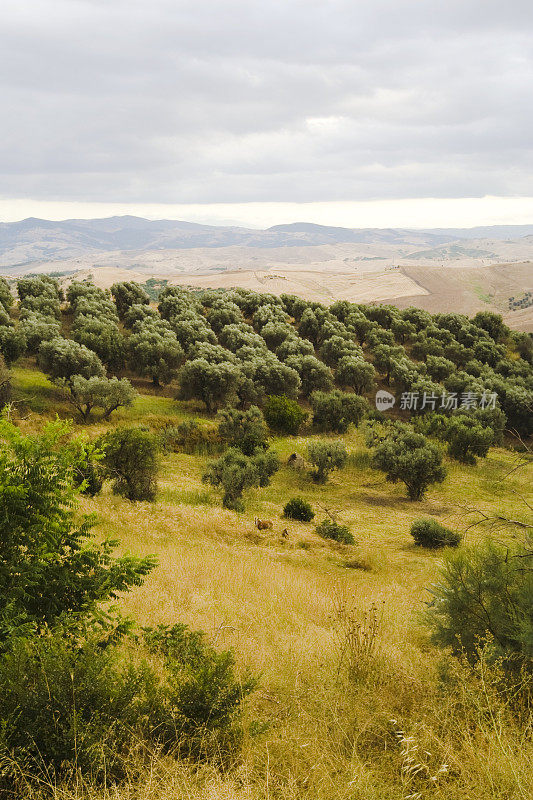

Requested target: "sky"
[{"left": 1, "top": 0, "right": 532, "bottom": 228}]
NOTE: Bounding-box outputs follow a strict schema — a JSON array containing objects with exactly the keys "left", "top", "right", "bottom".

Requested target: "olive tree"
[
  {"left": 319, "top": 335, "right": 360, "bottom": 367},
  {"left": 127, "top": 323, "right": 183, "bottom": 386},
  {"left": 124, "top": 303, "right": 160, "bottom": 329},
  {"left": 38, "top": 338, "right": 105, "bottom": 382},
  {"left": 217, "top": 405, "right": 268, "bottom": 455},
  {"left": 285, "top": 354, "right": 334, "bottom": 397},
  {"left": 0, "top": 277, "right": 13, "bottom": 312},
  {"left": 202, "top": 447, "right": 279, "bottom": 510},
  {"left": 425, "top": 355, "right": 456, "bottom": 382},
  {"left": 311, "top": 390, "right": 368, "bottom": 433},
  {"left": 178, "top": 358, "right": 241, "bottom": 412},
  {"left": 72, "top": 317, "right": 126, "bottom": 372},
  {"left": 19, "top": 294, "right": 61, "bottom": 319},
  {"left": 372, "top": 344, "right": 406, "bottom": 384},
  {"left": 247, "top": 355, "right": 301, "bottom": 399},
  {"left": 62, "top": 376, "right": 136, "bottom": 422},
  {"left": 307, "top": 440, "right": 347, "bottom": 483},
  {"left": 446, "top": 417, "right": 493, "bottom": 465},
  {"left": 371, "top": 428, "right": 446, "bottom": 500},
  {"left": 0, "top": 326, "right": 26, "bottom": 365},
  {"left": 17, "top": 275, "right": 61, "bottom": 302},
  {"left": 336, "top": 356, "right": 376, "bottom": 395},
  {"left": 110, "top": 281, "right": 150, "bottom": 318},
  {"left": 18, "top": 312, "right": 61, "bottom": 354}
]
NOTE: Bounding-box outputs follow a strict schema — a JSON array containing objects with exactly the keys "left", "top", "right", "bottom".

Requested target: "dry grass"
[{"left": 9, "top": 367, "right": 533, "bottom": 800}]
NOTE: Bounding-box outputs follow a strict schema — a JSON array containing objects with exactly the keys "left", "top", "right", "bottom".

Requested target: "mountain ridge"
[{"left": 3, "top": 216, "right": 533, "bottom": 266}]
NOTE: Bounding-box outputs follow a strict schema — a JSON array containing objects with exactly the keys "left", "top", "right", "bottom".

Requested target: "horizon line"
[{"left": 2, "top": 196, "right": 533, "bottom": 230}]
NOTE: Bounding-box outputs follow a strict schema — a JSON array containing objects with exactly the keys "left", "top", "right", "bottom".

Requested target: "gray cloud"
[{"left": 1, "top": 0, "right": 532, "bottom": 203}]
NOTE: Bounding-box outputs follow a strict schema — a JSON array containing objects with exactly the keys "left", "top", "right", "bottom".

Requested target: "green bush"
[
  {"left": 283, "top": 497, "right": 315, "bottom": 522},
  {"left": 410, "top": 518, "right": 462, "bottom": 548},
  {"left": 263, "top": 394, "right": 307, "bottom": 435},
  {"left": 0, "top": 419, "right": 155, "bottom": 638},
  {"left": 424, "top": 539, "right": 533, "bottom": 681},
  {"left": 0, "top": 620, "right": 256, "bottom": 791},
  {"left": 141, "top": 623, "right": 257, "bottom": 762},
  {"left": 0, "top": 418, "right": 256, "bottom": 792},
  {"left": 71, "top": 440, "right": 104, "bottom": 496},
  {"left": 99, "top": 426, "right": 159, "bottom": 501},
  {"left": 315, "top": 518, "right": 354, "bottom": 545}
]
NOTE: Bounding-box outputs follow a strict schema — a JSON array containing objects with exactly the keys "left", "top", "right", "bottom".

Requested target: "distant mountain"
[{"left": 2, "top": 215, "right": 533, "bottom": 267}]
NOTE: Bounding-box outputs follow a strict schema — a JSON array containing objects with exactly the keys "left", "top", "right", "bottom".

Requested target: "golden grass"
[{"left": 10, "top": 367, "right": 533, "bottom": 799}]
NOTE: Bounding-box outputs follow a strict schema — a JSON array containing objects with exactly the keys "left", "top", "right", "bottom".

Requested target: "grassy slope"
[{"left": 12, "top": 366, "right": 533, "bottom": 800}]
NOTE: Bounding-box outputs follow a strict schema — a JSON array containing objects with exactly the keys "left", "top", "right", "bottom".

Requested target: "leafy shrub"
[
  {"left": 263, "top": 394, "right": 307, "bottom": 435},
  {"left": 315, "top": 519, "right": 354, "bottom": 545},
  {"left": 424, "top": 539, "right": 533, "bottom": 681},
  {"left": 99, "top": 426, "right": 159, "bottom": 501},
  {"left": 410, "top": 518, "right": 462, "bottom": 548},
  {"left": 283, "top": 497, "right": 315, "bottom": 522},
  {"left": 0, "top": 419, "right": 255, "bottom": 791},
  {"left": 141, "top": 623, "right": 257, "bottom": 762},
  {"left": 0, "top": 628, "right": 151, "bottom": 787},
  {"left": 0, "top": 619, "right": 256, "bottom": 791},
  {"left": 71, "top": 440, "right": 104, "bottom": 496}
]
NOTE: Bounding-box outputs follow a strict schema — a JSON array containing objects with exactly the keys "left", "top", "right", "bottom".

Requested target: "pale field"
[{"left": 21, "top": 257, "right": 532, "bottom": 330}]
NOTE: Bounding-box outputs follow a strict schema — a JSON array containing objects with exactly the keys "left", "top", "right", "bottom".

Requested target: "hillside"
[
  {"left": 3, "top": 216, "right": 533, "bottom": 272},
  {"left": 2, "top": 217, "right": 532, "bottom": 332},
  {"left": 1, "top": 277, "right": 532, "bottom": 799},
  {"left": 4, "top": 216, "right": 533, "bottom": 267}
]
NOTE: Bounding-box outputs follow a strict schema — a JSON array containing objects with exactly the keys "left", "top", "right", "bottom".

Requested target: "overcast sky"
[{"left": 1, "top": 0, "right": 532, "bottom": 226}]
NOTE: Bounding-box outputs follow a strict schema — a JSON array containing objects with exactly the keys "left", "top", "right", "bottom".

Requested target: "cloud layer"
[{"left": 1, "top": 0, "right": 532, "bottom": 205}]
